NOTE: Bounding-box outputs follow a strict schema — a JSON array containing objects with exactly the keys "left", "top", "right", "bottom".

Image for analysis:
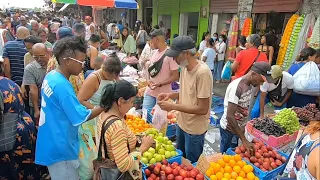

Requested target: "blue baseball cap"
[{"left": 57, "top": 27, "right": 74, "bottom": 39}]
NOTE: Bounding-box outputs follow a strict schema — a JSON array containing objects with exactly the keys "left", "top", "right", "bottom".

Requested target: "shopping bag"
[
  {"left": 79, "top": 124, "right": 98, "bottom": 180},
  {"left": 152, "top": 105, "right": 167, "bottom": 131},
  {"left": 221, "top": 61, "right": 232, "bottom": 80},
  {"left": 293, "top": 61, "right": 320, "bottom": 96}
]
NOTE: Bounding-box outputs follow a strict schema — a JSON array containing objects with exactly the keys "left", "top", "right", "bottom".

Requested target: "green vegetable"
[{"left": 273, "top": 108, "right": 300, "bottom": 134}]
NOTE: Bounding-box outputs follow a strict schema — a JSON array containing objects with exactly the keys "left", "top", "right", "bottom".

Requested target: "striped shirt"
[
  {"left": 97, "top": 115, "right": 137, "bottom": 172},
  {"left": 3, "top": 39, "right": 28, "bottom": 86}
]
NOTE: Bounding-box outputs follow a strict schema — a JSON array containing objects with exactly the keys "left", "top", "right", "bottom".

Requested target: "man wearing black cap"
[
  {"left": 219, "top": 62, "right": 274, "bottom": 154},
  {"left": 142, "top": 29, "right": 179, "bottom": 109},
  {"left": 157, "top": 36, "right": 213, "bottom": 163},
  {"left": 231, "top": 34, "right": 269, "bottom": 80}
]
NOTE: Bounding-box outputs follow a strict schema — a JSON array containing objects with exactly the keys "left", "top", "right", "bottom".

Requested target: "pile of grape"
[
  {"left": 253, "top": 117, "right": 286, "bottom": 137},
  {"left": 273, "top": 108, "right": 300, "bottom": 134},
  {"left": 293, "top": 103, "right": 320, "bottom": 122}
]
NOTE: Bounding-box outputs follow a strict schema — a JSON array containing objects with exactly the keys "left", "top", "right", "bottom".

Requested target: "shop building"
[{"left": 152, "top": 0, "right": 209, "bottom": 44}]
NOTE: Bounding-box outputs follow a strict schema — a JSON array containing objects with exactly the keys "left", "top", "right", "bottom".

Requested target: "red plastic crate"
[{"left": 246, "top": 121, "right": 298, "bottom": 148}]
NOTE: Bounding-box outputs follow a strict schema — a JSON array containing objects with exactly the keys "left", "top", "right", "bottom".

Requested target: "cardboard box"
[{"left": 195, "top": 153, "right": 223, "bottom": 174}]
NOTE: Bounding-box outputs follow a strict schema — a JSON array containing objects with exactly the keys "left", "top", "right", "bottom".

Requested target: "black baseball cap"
[
  {"left": 165, "top": 36, "right": 196, "bottom": 57},
  {"left": 251, "top": 62, "right": 274, "bottom": 83},
  {"left": 24, "top": 35, "right": 42, "bottom": 44}
]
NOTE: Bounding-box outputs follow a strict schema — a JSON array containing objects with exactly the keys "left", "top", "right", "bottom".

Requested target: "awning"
[{"left": 52, "top": 0, "right": 138, "bottom": 8}]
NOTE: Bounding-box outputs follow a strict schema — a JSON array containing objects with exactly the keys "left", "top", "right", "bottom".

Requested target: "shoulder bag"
[
  {"left": 148, "top": 51, "right": 167, "bottom": 78},
  {"left": 0, "top": 91, "right": 19, "bottom": 152},
  {"left": 245, "top": 52, "right": 261, "bottom": 74},
  {"left": 93, "top": 115, "right": 133, "bottom": 180}
]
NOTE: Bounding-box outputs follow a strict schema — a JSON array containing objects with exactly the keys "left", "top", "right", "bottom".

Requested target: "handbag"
[
  {"left": 93, "top": 115, "right": 133, "bottom": 180},
  {"left": 245, "top": 52, "right": 261, "bottom": 74},
  {"left": 0, "top": 91, "right": 19, "bottom": 152},
  {"left": 148, "top": 51, "right": 167, "bottom": 78}
]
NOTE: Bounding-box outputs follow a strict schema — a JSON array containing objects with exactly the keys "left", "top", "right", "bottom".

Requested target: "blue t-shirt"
[{"left": 35, "top": 70, "right": 91, "bottom": 166}]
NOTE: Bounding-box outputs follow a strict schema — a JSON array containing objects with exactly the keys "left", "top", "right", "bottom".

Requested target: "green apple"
[
  {"left": 156, "top": 136, "right": 164, "bottom": 143},
  {"left": 149, "top": 158, "right": 156, "bottom": 164},
  {"left": 141, "top": 157, "right": 148, "bottom": 164},
  {"left": 158, "top": 149, "right": 165, "bottom": 155},
  {"left": 165, "top": 151, "right": 172, "bottom": 159},
  {"left": 158, "top": 133, "right": 164, "bottom": 137},
  {"left": 162, "top": 155, "right": 165, "bottom": 160},
  {"left": 155, "top": 143, "right": 160, "bottom": 151},
  {"left": 149, "top": 134, "right": 154, "bottom": 138},
  {"left": 148, "top": 147, "right": 156, "bottom": 154},
  {"left": 155, "top": 155, "right": 162, "bottom": 162},
  {"left": 143, "top": 152, "right": 153, "bottom": 160},
  {"left": 170, "top": 151, "right": 177, "bottom": 157},
  {"left": 153, "top": 153, "right": 158, "bottom": 158},
  {"left": 167, "top": 140, "right": 172, "bottom": 145}
]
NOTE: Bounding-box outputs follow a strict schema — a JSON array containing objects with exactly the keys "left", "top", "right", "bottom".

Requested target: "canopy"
[{"left": 52, "top": 0, "right": 138, "bottom": 8}]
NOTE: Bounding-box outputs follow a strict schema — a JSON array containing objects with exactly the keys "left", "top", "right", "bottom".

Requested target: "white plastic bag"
[
  {"left": 152, "top": 105, "right": 167, "bottom": 131},
  {"left": 293, "top": 61, "right": 320, "bottom": 96}
]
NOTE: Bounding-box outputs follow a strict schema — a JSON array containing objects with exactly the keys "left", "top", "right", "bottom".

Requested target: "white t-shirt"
[
  {"left": 215, "top": 41, "right": 226, "bottom": 61},
  {"left": 85, "top": 23, "right": 95, "bottom": 41},
  {"left": 260, "top": 71, "right": 294, "bottom": 96},
  {"left": 201, "top": 48, "right": 216, "bottom": 70},
  {"left": 199, "top": 40, "right": 207, "bottom": 53}
]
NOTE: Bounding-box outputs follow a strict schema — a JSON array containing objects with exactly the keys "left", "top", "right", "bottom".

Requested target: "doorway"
[{"left": 179, "top": 12, "right": 199, "bottom": 41}]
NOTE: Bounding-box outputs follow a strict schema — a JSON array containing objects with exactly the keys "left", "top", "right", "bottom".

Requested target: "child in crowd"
[{"left": 85, "top": 56, "right": 104, "bottom": 79}]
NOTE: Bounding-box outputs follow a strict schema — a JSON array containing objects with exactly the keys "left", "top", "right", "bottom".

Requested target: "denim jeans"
[
  {"left": 220, "top": 126, "right": 239, "bottom": 153},
  {"left": 176, "top": 125, "right": 205, "bottom": 163},
  {"left": 214, "top": 61, "right": 224, "bottom": 81},
  {"left": 142, "top": 94, "right": 157, "bottom": 110},
  {"left": 48, "top": 160, "right": 80, "bottom": 180},
  {"left": 250, "top": 92, "right": 287, "bottom": 119}
]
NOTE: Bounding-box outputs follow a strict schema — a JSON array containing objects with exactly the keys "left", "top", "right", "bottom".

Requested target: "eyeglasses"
[
  {"left": 33, "top": 55, "right": 47, "bottom": 60},
  {"left": 64, "top": 57, "right": 85, "bottom": 66}
]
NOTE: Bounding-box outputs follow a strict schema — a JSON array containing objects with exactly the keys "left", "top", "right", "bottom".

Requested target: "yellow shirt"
[
  {"left": 46, "top": 57, "right": 84, "bottom": 94},
  {"left": 177, "top": 61, "right": 213, "bottom": 135}
]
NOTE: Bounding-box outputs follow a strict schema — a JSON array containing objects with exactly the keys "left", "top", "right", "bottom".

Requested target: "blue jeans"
[
  {"left": 214, "top": 61, "right": 224, "bottom": 81},
  {"left": 251, "top": 92, "right": 287, "bottom": 119},
  {"left": 48, "top": 160, "right": 80, "bottom": 180},
  {"left": 142, "top": 94, "right": 157, "bottom": 109},
  {"left": 176, "top": 125, "right": 205, "bottom": 163},
  {"left": 220, "top": 126, "right": 239, "bottom": 153}
]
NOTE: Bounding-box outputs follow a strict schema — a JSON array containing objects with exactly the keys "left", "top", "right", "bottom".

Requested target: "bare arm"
[
  {"left": 259, "top": 91, "right": 267, "bottom": 117},
  {"left": 3, "top": 57, "right": 11, "bottom": 79},
  {"left": 89, "top": 47, "right": 98, "bottom": 69},
  {"left": 268, "top": 46, "right": 274, "bottom": 64},
  {"left": 29, "top": 84, "right": 40, "bottom": 116},
  {"left": 231, "top": 60, "right": 240, "bottom": 73},
  {"left": 171, "top": 97, "right": 210, "bottom": 115},
  {"left": 77, "top": 74, "right": 99, "bottom": 109}
]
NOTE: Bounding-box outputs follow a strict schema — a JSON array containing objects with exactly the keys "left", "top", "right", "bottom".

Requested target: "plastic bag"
[
  {"left": 293, "top": 61, "right": 320, "bottom": 96},
  {"left": 78, "top": 124, "right": 98, "bottom": 180},
  {"left": 152, "top": 105, "right": 167, "bottom": 131},
  {"left": 221, "top": 61, "right": 232, "bottom": 80}
]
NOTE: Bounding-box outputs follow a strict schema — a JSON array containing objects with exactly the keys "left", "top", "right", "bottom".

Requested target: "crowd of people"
[{"left": 0, "top": 10, "right": 319, "bottom": 180}]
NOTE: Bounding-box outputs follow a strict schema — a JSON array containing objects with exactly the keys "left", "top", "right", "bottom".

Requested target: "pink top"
[{"left": 145, "top": 49, "right": 179, "bottom": 98}]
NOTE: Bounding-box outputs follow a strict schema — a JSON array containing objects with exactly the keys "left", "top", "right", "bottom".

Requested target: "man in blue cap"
[{"left": 157, "top": 36, "right": 213, "bottom": 163}]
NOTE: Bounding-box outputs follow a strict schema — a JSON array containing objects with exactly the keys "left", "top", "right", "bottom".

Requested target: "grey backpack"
[{"left": 0, "top": 91, "right": 18, "bottom": 152}]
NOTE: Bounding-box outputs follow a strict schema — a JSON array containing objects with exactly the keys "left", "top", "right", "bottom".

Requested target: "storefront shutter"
[
  {"left": 209, "top": 0, "right": 238, "bottom": 14},
  {"left": 252, "top": 0, "right": 302, "bottom": 13}
]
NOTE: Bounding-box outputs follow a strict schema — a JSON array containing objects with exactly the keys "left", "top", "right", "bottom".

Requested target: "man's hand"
[
  {"left": 243, "top": 139, "right": 255, "bottom": 156},
  {"left": 20, "top": 85, "right": 28, "bottom": 99},
  {"left": 271, "top": 100, "right": 282, "bottom": 107},
  {"left": 157, "top": 101, "right": 174, "bottom": 111},
  {"left": 157, "top": 93, "right": 170, "bottom": 101}
]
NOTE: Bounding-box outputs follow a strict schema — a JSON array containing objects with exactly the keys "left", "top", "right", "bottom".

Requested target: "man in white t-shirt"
[
  {"left": 251, "top": 65, "right": 294, "bottom": 119},
  {"left": 84, "top": 16, "right": 95, "bottom": 41},
  {"left": 220, "top": 62, "right": 274, "bottom": 153}
]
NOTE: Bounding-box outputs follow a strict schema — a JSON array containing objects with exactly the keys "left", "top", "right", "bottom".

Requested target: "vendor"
[
  {"left": 281, "top": 118, "right": 320, "bottom": 179},
  {"left": 142, "top": 29, "right": 179, "bottom": 110},
  {"left": 251, "top": 65, "right": 294, "bottom": 119}
]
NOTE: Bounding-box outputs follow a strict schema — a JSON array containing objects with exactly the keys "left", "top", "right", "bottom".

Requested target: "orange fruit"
[
  {"left": 223, "top": 155, "right": 231, "bottom": 163},
  {"left": 229, "top": 159, "right": 236, "bottom": 167},
  {"left": 237, "top": 160, "right": 244, "bottom": 168},
  {"left": 220, "top": 167, "right": 225, "bottom": 174},
  {"left": 221, "top": 178, "right": 228, "bottom": 180},
  {"left": 213, "top": 164, "right": 221, "bottom": 173},
  {"left": 236, "top": 177, "right": 244, "bottom": 180},
  {"left": 210, "top": 162, "right": 216, "bottom": 168},
  {"left": 215, "top": 172, "right": 223, "bottom": 180},
  {"left": 242, "top": 165, "right": 253, "bottom": 174},
  {"left": 210, "top": 175, "right": 217, "bottom": 180},
  {"left": 224, "top": 173, "right": 231, "bottom": 179},
  {"left": 224, "top": 166, "right": 232, "bottom": 173},
  {"left": 218, "top": 159, "right": 226, "bottom": 168},
  {"left": 233, "top": 165, "right": 241, "bottom": 174},
  {"left": 246, "top": 172, "right": 255, "bottom": 180},
  {"left": 239, "top": 171, "right": 246, "bottom": 178},
  {"left": 234, "top": 154, "right": 242, "bottom": 162},
  {"left": 254, "top": 177, "right": 259, "bottom": 180},
  {"left": 231, "top": 172, "right": 238, "bottom": 179},
  {"left": 206, "top": 170, "right": 212, "bottom": 177}
]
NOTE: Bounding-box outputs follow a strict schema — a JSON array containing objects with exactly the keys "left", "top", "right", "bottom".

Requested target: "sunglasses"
[{"left": 64, "top": 57, "right": 85, "bottom": 66}]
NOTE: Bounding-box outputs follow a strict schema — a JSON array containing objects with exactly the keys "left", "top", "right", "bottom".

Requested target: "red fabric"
[
  {"left": 78, "top": 0, "right": 114, "bottom": 7},
  {"left": 234, "top": 48, "right": 268, "bottom": 79}
]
